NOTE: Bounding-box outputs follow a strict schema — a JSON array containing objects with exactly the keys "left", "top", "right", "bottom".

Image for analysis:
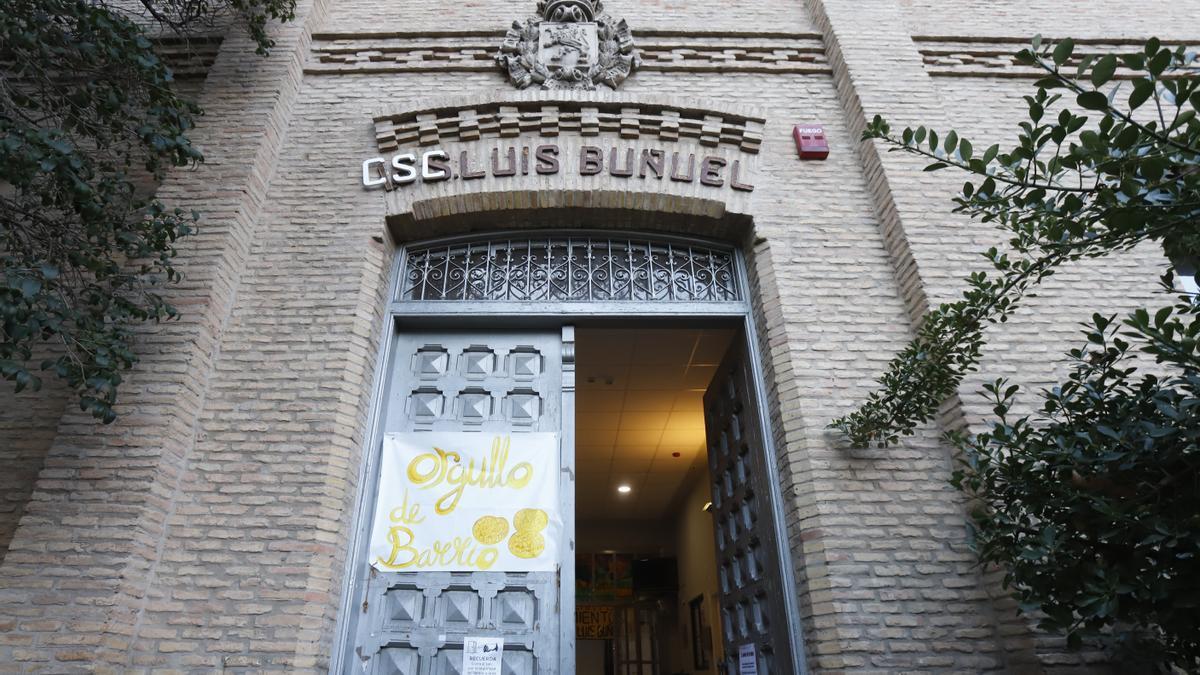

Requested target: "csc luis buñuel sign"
[{"left": 361, "top": 143, "right": 754, "bottom": 192}]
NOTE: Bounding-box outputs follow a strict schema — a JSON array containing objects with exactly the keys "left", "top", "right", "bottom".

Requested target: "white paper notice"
[
  {"left": 463, "top": 636, "right": 503, "bottom": 675},
  {"left": 368, "top": 432, "right": 561, "bottom": 572},
  {"left": 738, "top": 643, "right": 758, "bottom": 675}
]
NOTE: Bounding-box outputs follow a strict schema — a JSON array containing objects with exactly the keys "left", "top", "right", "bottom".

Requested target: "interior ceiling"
[{"left": 575, "top": 327, "right": 735, "bottom": 522}]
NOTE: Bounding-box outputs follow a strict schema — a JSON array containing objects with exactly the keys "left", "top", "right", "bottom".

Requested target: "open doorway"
[
  {"left": 336, "top": 232, "right": 803, "bottom": 674},
  {"left": 574, "top": 327, "right": 734, "bottom": 675}
]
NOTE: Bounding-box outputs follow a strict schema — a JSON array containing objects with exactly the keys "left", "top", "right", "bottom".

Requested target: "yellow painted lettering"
[
  {"left": 375, "top": 525, "right": 417, "bottom": 569},
  {"left": 507, "top": 462, "right": 533, "bottom": 488},
  {"left": 405, "top": 436, "right": 539, "bottom": 514},
  {"left": 388, "top": 489, "right": 425, "bottom": 525}
]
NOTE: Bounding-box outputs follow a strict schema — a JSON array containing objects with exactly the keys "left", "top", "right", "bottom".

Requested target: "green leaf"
[
  {"left": 924, "top": 162, "right": 950, "bottom": 171},
  {"left": 1114, "top": 125, "right": 1139, "bottom": 150},
  {"left": 1077, "top": 91, "right": 1109, "bottom": 110},
  {"left": 1142, "top": 156, "right": 1167, "bottom": 182},
  {"left": 1019, "top": 547, "right": 1046, "bottom": 560},
  {"left": 1109, "top": 209, "right": 1141, "bottom": 229},
  {"left": 1121, "top": 52, "right": 1145, "bottom": 70},
  {"left": 1075, "top": 54, "right": 1096, "bottom": 79},
  {"left": 959, "top": 138, "right": 973, "bottom": 161},
  {"left": 1053, "top": 38, "right": 1075, "bottom": 66},
  {"left": 1091, "top": 54, "right": 1118, "bottom": 87},
  {"left": 18, "top": 278, "right": 41, "bottom": 299},
  {"left": 1129, "top": 80, "right": 1155, "bottom": 110},
  {"left": 982, "top": 144, "right": 999, "bottom": 164},
  {"left": 1150, "top": 49, "right": 1171, "bottom": 76}
]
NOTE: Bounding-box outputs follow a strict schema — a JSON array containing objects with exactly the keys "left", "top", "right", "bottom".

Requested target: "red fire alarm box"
[{"left": 793, "top": 124, "right": 829, "bottom": 160}]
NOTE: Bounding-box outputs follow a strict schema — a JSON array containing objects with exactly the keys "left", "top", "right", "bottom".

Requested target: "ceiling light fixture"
[{"left": 617, "top": 484, "right": 632, "bottom": 493}]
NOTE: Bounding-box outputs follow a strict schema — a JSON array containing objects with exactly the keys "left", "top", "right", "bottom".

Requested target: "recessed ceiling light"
[{"left": 617, "top": 484, "right": 632, "bottom": 493}]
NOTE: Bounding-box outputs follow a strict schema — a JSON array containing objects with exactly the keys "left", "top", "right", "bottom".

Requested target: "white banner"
[{"left": 369, "top": 432, "right": 561, "bottom": 572}]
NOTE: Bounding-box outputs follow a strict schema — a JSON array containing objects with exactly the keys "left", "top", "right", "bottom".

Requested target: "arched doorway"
[{"left": 333, "top": 232, "right": 805, "bottom": 675}]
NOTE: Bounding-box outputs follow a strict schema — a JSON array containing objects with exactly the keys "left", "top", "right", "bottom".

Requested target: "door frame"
[{"left": 330, "top": 231, "right": 808, "bottom": 675}]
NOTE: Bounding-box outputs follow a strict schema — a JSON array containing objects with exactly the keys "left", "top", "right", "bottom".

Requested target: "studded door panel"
[
  {"left": 354, "top": 330, "right": 562, "bottom": 674},
  {"left": 703, "top": 339, "right": 795, "bottom": 675}
]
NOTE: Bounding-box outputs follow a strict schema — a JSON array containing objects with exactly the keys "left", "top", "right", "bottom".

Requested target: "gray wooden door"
[
  {"left": 703, "top": 337, "right": 796, "bottom": 675},
  {"left": 353, "top": 329, "right": 567, "bottom": 674}
]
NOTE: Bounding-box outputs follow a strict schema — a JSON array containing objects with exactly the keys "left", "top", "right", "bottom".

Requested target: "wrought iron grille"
[{"left": 400, "top": 236, "right": 741, "bottom": 302}]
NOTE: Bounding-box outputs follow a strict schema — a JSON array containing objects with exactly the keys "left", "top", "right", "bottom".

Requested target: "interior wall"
[
  {"left": 672, "top": 470, "right": 723, "bottom": 675},
  {"left": 579, "top": 639, "right": 607, "bottom": 675},
  {"left": 577, "top": 520, "right": 675, "bottom": 557}
]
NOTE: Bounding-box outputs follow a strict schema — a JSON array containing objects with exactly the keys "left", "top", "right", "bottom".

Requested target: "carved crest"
[{"left": 497, "top": 0, "right": 639, "bottom": 90}]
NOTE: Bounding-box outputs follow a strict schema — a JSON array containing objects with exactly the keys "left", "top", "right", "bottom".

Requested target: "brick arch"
[{"left": 387, "top": 193, "right": 754, "bottom": 244}]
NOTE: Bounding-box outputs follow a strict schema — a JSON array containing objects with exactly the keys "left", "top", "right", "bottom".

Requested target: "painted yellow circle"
[
  {"left": 472, "top": 516, "right": 509, "bottom": 545},
  {"left": 513, "top": 508, "right": 549, "bottom": 533},
  {"left": 476, "top": 548, "right": 499, "bottom": 570},
  {"left": 508, "top": 531, "right": 546, "bottom": 559}
]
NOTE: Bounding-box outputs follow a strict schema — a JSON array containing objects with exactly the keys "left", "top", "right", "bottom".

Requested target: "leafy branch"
[
  {"left": 830, "top": 35, "right": 1200, "bottom": 670},
  {"left": 831, "top": 36, "right": 1200, "bottom": 447},
  {"left": 1, "top": 0, "right": 294, "bottom": 421}
]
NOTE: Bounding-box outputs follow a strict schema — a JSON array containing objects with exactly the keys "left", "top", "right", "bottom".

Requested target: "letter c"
[{"left": 362, "top": 157, "right": 387, "bottom": 188}]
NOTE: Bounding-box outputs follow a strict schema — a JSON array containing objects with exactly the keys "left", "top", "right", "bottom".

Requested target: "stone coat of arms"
[{"left": 497, "top": 0, "right": 639, "bottom": 90}]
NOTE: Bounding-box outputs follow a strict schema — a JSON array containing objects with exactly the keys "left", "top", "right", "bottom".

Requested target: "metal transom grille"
[{"left": 400, "top": 236, "right": 741, "bottom": 302}]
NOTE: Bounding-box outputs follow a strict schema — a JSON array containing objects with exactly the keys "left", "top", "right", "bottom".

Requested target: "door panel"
[
  {"left": 703, "top": 337, "right": 796, "bottom": 675},
  {"left": 355, "top": 330, "right": 564, "bottom": 674}
]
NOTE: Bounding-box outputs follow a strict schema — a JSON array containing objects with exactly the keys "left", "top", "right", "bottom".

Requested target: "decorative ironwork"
[{"left": 401, "top": 236, "right": 740, "bottom": 302}]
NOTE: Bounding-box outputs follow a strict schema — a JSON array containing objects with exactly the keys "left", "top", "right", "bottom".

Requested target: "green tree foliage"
[
  {"left": 830, "top": 37, "right": 1199, "bottom": 668},
  {"left": 0, "top": 0, "right": 293, "bottom": 422}
]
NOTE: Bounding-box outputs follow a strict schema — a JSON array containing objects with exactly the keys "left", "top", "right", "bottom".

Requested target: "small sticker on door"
[
  {"left": 463, "top": 636, "right": 504, "bottom": 675},
  {"left": 738, "top": 642, "right": 758, "bottom": 675}
]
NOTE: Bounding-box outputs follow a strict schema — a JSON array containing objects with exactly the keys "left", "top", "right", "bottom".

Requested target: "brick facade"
[{"left": 0, "top": 0, "right": 1192, "bottom": 671}]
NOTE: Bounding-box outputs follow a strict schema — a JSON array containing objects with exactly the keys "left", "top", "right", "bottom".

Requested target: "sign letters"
[{"left": 361, "top": 143, "right": 753, "bottom": 192}]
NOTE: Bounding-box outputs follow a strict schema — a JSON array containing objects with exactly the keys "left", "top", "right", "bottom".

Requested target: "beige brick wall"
[
  {"left": 0, "top": 365, "right": 73, "bottom": 566},
  {"left": 315, "top": 0, "right": 816, "bottom": 36},
  {"left": 899, "top": 0, "right": 1195, "bottom": 40},
  {"left": 0, "top": 0, "right": 1195, "bottom": 671}
]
